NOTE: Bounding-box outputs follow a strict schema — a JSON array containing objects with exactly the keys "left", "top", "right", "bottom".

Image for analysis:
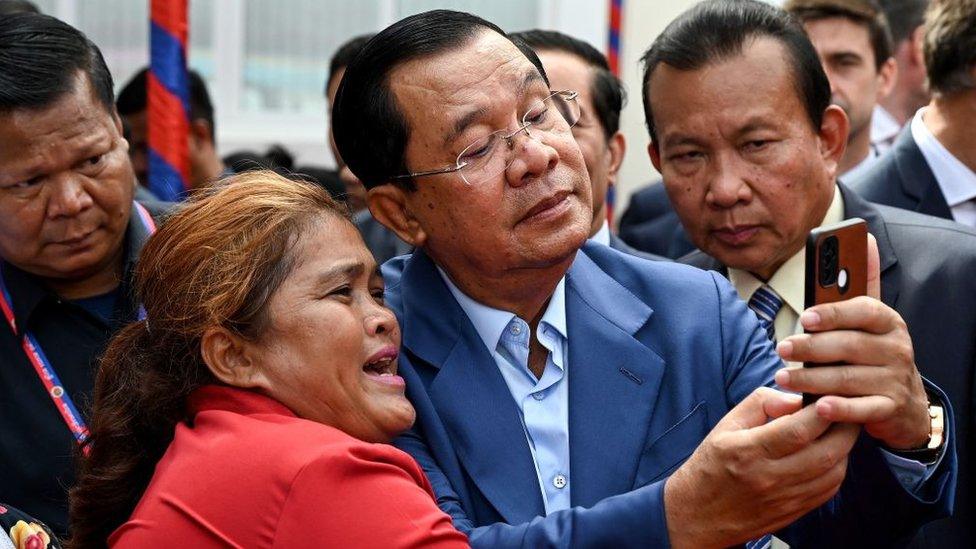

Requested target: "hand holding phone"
[{"left": 802, "top": 218, "right": 867, "bottom": 406}]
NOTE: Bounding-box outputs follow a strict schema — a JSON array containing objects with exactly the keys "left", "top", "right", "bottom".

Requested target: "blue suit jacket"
[{"left": 383, "top": 244, "right": 955, "bottom": 548}]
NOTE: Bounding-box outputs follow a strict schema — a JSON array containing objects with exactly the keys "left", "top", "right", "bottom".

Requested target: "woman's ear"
[
  {"left": 200, "top": 327, "right": 267, "bottom": 389},
  {"left": 367, "top": 185, "right": 428, "bottom": 248}
]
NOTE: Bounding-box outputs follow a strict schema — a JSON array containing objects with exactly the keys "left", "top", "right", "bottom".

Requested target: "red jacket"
[{"left": 110, "top": 385, "right": 468, "bottom": 548}]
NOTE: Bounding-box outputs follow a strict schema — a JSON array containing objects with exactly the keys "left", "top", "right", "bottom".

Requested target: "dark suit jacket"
[
  {"left": 618, "top": 180, "right": 696, "bottom": 258},
  {"left": 682, "top": 184, "right": 976, "bottom": 548},
  {"left": 354, "top": 210, "right": 413, "bottom": 265},
  {"left": 850, "top": 126, "right": 954, "bottom": 220},
  {"left": 382, "top": 242, "right": 954, "bottom": 548},
  {"left": 608, "top": 233, "right": 667, "bottom": 261}
]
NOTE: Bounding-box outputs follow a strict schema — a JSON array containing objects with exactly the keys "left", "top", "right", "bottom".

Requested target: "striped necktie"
[
  {"left": 748, "top": 285, "right": 784, "bottom": 342},
  {"left": 746, "top": 534, "right": 773, "bottom": 549}
]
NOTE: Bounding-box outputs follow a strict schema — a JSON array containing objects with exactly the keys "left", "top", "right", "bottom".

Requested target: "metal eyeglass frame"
[{"left": 391, "top": 90, "right": 580, "bottom": 185}]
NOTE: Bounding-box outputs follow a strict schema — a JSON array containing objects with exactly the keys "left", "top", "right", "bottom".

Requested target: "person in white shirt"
[
  {"left": 852, "top": 0, "right": 976, "bottom": 228},
  {"left": 785, "top": 0, "right": 897, "bottom": 182}
]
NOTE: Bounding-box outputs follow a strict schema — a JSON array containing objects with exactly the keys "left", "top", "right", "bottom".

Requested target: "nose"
[
  {"left": 365, "top": 300, "right": 398, "bottom": 337},
  {"left": 704, "top": 155, "right": 751, "bottom": 209},
  {"left": 47, "top": 175, "right": 94, "bottom": 219},
  {"left": 504, "top": 129, "right": 559, "bottom": 188}
]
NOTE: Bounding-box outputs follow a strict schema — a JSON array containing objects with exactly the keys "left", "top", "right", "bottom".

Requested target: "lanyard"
[{"left": 0, "top": 202, "right": 156, "bottom": 452}]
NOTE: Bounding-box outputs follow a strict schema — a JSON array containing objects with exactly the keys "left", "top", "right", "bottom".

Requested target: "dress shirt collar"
[
  {"left": 728, "top": 185, "right": 845, "bottom": 317},
  {"left": 871, "top": 105, "right": 902, "bottom": 146},
  {"left": 589, "top": 219, "right": 612, "bottom": 247},
  {"left": 911, "top": 107, "right": 976, "bottom": 207},
  {"left": 437, "top": 267, "right": 568, "bottom": 353}
]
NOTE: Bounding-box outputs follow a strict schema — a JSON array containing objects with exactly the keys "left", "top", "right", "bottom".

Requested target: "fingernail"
[
  {"left": 801, "top": 310, "right": 821, "bottom": 327},
  {"left": 777, "top": 339, "right": 793, "bottom": 357},
  {"left": 816, "top": 400, "right": 833, "bottom": 417},
  {"left": 774, "top": 369, "right": 790, "bottom": 386}
]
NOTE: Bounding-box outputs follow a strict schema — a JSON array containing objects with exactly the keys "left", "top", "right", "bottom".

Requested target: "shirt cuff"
[{"left": 880, "top": 448, "right": 935, "bottom": 493}]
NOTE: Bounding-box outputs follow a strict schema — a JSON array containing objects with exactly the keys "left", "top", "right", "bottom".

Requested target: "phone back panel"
[{"left": 804, "top": 219, "right": 868, "bottom": 310}]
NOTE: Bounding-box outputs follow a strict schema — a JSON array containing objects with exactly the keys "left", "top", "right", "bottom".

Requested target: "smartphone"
[{"left": 802, "top": 218, "right": 868, "bottom": 406}]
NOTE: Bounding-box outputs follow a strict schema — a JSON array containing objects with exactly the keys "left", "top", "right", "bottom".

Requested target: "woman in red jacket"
[{"left": 68, "top": 171, "right": 468, "bottom": 548}]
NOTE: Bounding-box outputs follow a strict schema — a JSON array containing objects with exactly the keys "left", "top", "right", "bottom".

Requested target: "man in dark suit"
[
  {"left": 332, "top": 4, "right": 954, "bottom": 547},
  {"left": 852, "top": 0, "right": 976, "bottom": 229},
  {"left": 640, "top": 0, "right": 976, "bottom": 545},
  {"left": 512, "top": 30, "right": 662, "bottom": 261},
  {"left": 617, "top": 180, "right": 696, "bottom": 258}
]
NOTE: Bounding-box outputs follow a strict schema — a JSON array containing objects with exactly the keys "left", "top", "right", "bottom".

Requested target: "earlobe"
[
  {"left": 367, "top": 185, "right": 428, "bottom": 248},
  {"left": 200, "top": 327, "right": 266, "bottom": 389}
]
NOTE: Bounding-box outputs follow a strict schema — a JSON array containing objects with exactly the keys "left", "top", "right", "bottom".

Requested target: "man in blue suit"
[{"left": 332, "top": 4, "right": 955, "bottom": 547}]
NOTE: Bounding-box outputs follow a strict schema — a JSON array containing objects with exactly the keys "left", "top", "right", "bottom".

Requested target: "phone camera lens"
[{"left": 819, "top": 236, "right": 839, "bottom": 287}]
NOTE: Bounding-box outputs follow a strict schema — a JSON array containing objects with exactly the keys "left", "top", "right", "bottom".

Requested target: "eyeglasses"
[{"left": 393, "top": 90, "right": 581, "bottom": 186}]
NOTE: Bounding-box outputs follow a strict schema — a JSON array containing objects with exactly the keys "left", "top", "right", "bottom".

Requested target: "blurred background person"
[
  {"left": 116, "top": 68, "right": 227, "bottom": 193},
  {"left": 326, "top": 34, "right": 373, "bottom": 215},
  {"left": 875, "top": 0, "right": 931, "bottom": 151},
  {"left": 785, "top": 0, "right": 897, "bottom": 181},
  {"left": 0, "top": 0, "right": 37, "bottom": 16},
  {"left": 326, "top": 33, "right": 412, "bottom": 264},
  {"left": 853, "top": 0, "right": 976, "bottom": 228},
  {"left": 69, "top": 172, "right": 467, "bottom": 548},
  {"left": 0, "top": 13, "right": 167, "bottom": 536},
  {"left": 513, "top": 30, "right": 662, "bottom": 261}
]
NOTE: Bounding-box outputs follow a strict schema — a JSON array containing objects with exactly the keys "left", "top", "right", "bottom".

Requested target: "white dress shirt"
[
  {"left": 911, "top": 108, "right": 976, "bottom": 227},
  {"left": 871, "top": 105, "right": 902, "bottom": 155}
]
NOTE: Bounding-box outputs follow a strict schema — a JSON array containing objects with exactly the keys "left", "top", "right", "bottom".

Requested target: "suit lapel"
[
  {"left": 839, "top": 184, "right": 901, "bottom": 306},
  {"left": 891, "top": 128, "right": 953, "bottom": 219},
  {"left": 398, "top": 251, "right": 545, "bottom": 523},
  {"left": 564, "top": 252, "right": 666, "bottom": 507}
]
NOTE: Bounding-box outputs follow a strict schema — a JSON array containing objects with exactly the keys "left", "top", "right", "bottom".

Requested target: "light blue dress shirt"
[{"left": 439, "top": 269, "right": 572, "bottom": 514}]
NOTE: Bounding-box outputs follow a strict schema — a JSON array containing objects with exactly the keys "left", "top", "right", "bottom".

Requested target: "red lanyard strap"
[{"left": 0, "top": 202, "right": 156, "bottom": 451}]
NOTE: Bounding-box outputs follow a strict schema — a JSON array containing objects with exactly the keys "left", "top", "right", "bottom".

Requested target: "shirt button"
[
  {"left": 510, "top": 323, "right": 522, "bottom": 335},
  {"left": 552, "top": 474, "right": 567, "bottom": 489},
  {"left": 532, "top": 391, "right": 545, "bottom": 401}
]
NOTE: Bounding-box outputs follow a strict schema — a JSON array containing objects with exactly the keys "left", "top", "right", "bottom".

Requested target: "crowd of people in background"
[{"left": 1, "top": 0, "right": 975, "bottom": 547}]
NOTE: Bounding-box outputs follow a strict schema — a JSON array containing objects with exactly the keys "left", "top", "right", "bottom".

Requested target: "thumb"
[
  {"left": 718, "top": 387, "right": 802, "bottom": 431},
  {"left": 867, "top": 232, "right": 881, "bottom": 300}
]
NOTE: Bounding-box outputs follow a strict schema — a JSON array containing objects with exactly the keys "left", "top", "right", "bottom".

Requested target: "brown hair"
[
  {"left": 924, "top": 0, "right": 976, "bottom": 94},
  {"left": 784, "top": 0, "right": 895, "bottom": 70},
  {"left": 68, "top": 170, "right": 349, "bottom": 548}
]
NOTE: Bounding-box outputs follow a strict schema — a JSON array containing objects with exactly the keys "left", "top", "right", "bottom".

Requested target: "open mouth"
[{"left": 362, "top": 355, "right": 397, "bottom": 377}]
